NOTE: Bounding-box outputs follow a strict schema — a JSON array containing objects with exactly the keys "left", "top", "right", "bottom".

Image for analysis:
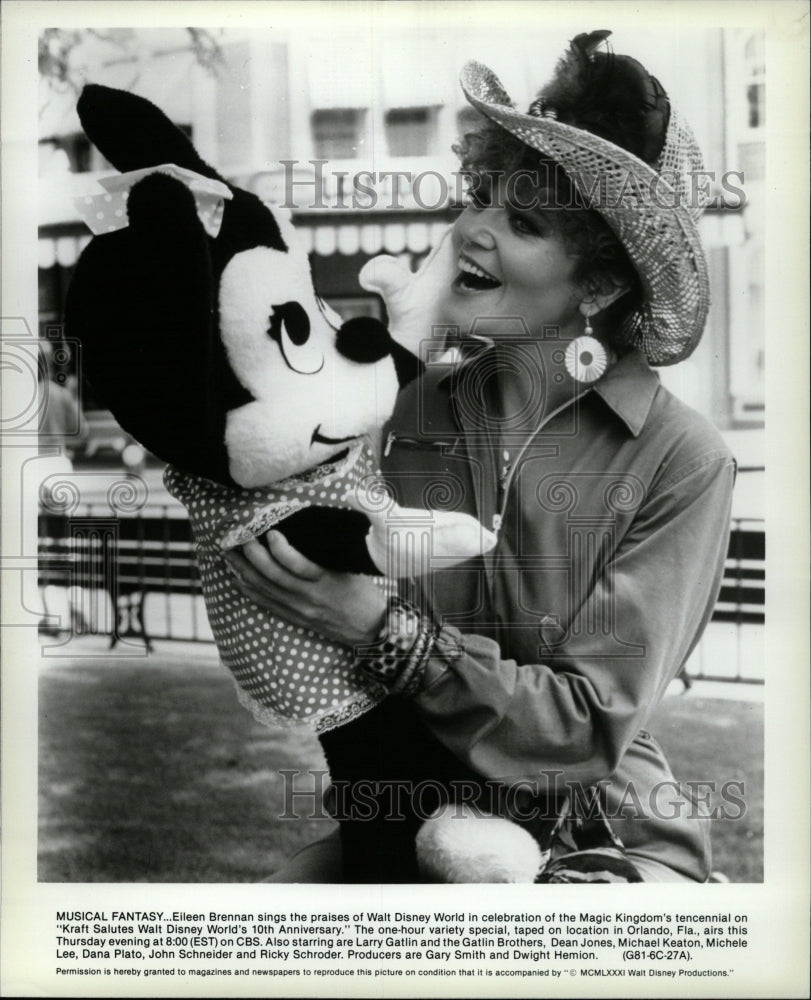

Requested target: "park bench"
[
  {"left": 711, "top": 521, "right": 765, "bottom": 626},
  {"left": 37, "top": 513, "right": 765, "bottom": 673},
  {"left": 38, "top": 510, "right": 202, "bottom": 650},
  {"left": 678, "top": 519, "right": 764, "bottom": 689}
]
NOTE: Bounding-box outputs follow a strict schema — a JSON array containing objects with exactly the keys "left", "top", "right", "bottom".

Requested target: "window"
[
  {"left": 723, "top": 30, "right": 765, "bottom": 428},
  {"left": 311, "top": 108, "right": 366, "bottom": 159},
  {"left": 384, "top": 107, "right": 438, "bottom": 156},
  {"left": 40, "top": 123, "right": 193, "bottom": 174},
  {"left": 40, "top": 133, "right": 99, "bottom": 173},
  {"left": 744, "top": 33, "right": 765, "bottom": 128},
  {"left": 731, "top": 239, "right": 765, "bottom": 425}
]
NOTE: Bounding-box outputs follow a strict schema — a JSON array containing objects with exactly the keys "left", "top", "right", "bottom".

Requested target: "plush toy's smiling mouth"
[{"left": 311, "top": 425, "right": 358, "bottom": 447}]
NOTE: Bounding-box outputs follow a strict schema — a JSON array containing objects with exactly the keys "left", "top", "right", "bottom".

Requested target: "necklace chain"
[{"left": 499, "top": 448, "right": 511, "bottom": 490}]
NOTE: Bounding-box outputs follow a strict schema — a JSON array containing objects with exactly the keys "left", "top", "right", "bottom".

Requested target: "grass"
[
  {"left": 38, "top": 647, "right": 336, "bottom": 882},
  {"left": 38, "top": 643, "right": 763, "bottom": 882},
  {"left": 648, "top": 693, "right": 764, "bottom": 882}
]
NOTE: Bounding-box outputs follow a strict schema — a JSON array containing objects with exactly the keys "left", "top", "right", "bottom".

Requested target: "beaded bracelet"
[{"left": 355, "top": 595, "right": 436, "bottom": 696}]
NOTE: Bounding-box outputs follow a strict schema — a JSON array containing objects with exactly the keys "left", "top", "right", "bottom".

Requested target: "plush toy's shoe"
[{"left": 416, "top": 804, "right": 548, "bottom": 883}]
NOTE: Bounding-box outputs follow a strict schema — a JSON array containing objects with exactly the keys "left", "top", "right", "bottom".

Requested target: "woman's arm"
[
  {"left": 228, "top": 452, "right": 735, "bottom": 786},
  {"left": 408, "top": 452, "right": 736, "bottom": 785}
]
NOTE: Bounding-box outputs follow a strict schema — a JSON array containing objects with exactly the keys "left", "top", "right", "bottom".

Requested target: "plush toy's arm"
[
  {"left": 260, "top": 502, "right": 495, "bottom": 581},
  {"left": 270, "top": 506, "right": 381, "bottom": 575},
  {"left": 359, "top": 227, "right": 457, "bottom": 359},
  {"left": 256, "top": 497, "right": 496, "bottom": 579},
  {"left": 362, "top": 503, "right": 497, "bottom": 576}
]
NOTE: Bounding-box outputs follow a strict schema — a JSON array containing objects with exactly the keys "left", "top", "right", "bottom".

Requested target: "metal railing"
[
  {"left": 38, "top": 504, "right": 765, "bottom": 684},
  {"left": 681, "top": 516, "right": 764, "bottom": 685}
]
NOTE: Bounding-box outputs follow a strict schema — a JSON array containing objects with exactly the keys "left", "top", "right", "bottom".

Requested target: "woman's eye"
[
  {"left": 508, "top": 213, "right": 542, "bottom": 237},
  {"left": 464, "top": 180, "right": 491, "bottom": 209}
]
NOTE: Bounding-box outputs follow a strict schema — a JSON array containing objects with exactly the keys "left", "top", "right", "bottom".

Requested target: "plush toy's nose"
[{"left": 335, "top": 316, "right": 392, "bottom": 364}]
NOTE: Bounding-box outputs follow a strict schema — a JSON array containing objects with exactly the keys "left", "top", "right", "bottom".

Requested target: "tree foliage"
[{"left": 38, "top": 28, "right": 224, "bottom": 95}]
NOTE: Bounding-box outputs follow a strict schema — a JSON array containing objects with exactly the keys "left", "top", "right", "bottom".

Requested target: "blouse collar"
[
  {"left": 590, "top": 349, "right": 661, "bottom": 438},
  {"left": 438, "top": 346, "right": 661, "bottom": 439}
]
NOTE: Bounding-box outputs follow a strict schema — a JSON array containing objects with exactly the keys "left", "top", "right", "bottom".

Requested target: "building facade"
[{"left": 37, "top": 25, "right": 765, "bottom": 496}]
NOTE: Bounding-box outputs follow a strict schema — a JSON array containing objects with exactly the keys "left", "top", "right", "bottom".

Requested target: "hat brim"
[{"left": 460, "top": 61, "right": 710, "bottom": 367}]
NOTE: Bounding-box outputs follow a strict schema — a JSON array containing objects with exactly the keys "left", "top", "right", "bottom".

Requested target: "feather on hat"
[{"left": 536, "top": 31, "right": 669, "bottom": 164}]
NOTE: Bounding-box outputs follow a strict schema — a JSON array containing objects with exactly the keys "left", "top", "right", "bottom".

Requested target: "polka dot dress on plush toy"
[{"left": 164, "top": 443, "right": 389, "bottom": 733}]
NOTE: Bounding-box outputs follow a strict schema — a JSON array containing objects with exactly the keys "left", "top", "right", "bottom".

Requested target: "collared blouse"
[{"left": 382, "top": 347, "right": 736, "bottom": 880}]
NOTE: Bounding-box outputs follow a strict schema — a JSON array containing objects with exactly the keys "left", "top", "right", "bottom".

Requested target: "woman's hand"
[{"left": 223, "top": 531, "right": 388, "bottom": 648}]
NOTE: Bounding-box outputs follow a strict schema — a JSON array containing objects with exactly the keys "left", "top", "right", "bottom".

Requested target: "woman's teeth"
[{"left": 455, "top": 256, "right": 502, "bottom": 292}]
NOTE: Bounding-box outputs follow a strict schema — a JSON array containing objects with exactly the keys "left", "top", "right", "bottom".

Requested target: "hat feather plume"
[{"left": 538, "top": 30, "right": 670, "bottom": 164}]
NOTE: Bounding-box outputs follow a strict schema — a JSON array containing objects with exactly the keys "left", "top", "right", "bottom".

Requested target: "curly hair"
[{"left": 454, "top": 119, "right": 644, "bottom": 351}]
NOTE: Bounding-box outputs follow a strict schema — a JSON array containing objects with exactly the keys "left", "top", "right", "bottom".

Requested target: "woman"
[{"left": 228, "top": 31, "right": 735, "bottom": 882}]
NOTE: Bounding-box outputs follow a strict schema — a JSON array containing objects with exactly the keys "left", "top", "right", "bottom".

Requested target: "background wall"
[{"left": 37, "top": 22, "right": 765, "bottom": 515}]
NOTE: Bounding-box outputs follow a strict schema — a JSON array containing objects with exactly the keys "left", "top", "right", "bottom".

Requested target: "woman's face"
[{"left": 439, "top": 203, "right": 584, "bottom": 343}]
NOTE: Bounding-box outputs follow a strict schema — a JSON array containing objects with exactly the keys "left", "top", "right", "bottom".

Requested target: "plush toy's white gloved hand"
[
  {"left": 359, "top": 226, "right": 457, "bottom": 359},
  {"left": 358, "top": 502, "right": 497, "bottom": 578}
]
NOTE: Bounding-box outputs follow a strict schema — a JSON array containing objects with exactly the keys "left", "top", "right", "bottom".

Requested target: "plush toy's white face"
[{"left": 219, "top": 240, "right": 399, "bottom": 488}]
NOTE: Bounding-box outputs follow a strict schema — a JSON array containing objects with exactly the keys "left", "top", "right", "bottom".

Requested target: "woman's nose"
[{"left": 455, "top": 206, "right": 498, "bottom": 251}]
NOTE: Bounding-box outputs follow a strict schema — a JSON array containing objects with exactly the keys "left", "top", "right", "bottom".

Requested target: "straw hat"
[{"left": 460, "top": 31, "right": 711, "bottom": 366}]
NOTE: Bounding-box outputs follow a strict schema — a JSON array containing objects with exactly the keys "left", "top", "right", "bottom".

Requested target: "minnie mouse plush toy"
[{"left": 67, "top": 84, "right": 545, "bottom": 883}]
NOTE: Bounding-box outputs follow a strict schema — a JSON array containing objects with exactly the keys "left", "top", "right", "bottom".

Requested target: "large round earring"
[{"left": 564, "top": 332, "right": 610, "bottom": 383}]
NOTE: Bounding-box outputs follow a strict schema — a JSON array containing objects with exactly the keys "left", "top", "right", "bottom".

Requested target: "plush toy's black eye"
[
  {"left": 267, "top": 300, "right": 323, "bottom": 375},
  {"left": 268, "top": 302, "right": 310, "bottom": 345}
]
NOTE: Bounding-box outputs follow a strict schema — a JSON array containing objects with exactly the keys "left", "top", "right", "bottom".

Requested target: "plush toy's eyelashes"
[
  {"left": 267, "top": 301, "right": 324, "bottom": 374},
  {"left": 315, "top": 295, "right": 340, "bottom": 331}
]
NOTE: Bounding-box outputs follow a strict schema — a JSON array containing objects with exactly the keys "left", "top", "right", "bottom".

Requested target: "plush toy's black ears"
[
  {"left": 65, "top": 173, "right": 239, "bottom": 487},
  {"left": 77, "top": 83, "right": 222, "bottom": 180}
]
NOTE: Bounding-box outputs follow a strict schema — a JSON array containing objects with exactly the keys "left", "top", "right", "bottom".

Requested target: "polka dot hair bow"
[{"left": 74, "top": 164, "right": 233, "bottom": 238}]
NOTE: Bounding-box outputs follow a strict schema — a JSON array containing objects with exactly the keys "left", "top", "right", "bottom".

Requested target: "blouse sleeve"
[{"left": 409, "top": 451, "right": 736, "bottom": 786}]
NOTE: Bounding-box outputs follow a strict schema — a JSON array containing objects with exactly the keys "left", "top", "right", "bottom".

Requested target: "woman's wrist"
[
  {"left": 354, "top": 586, "right": 389, "bottom": 645},
  {"left": 355, "top": 595, "right": 436, "bottom": 696}
]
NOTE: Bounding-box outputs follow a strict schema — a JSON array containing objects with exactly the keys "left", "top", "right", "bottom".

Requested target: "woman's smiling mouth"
[{"left": 453, "top": 253, "right": 502, "bottom": 294}]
